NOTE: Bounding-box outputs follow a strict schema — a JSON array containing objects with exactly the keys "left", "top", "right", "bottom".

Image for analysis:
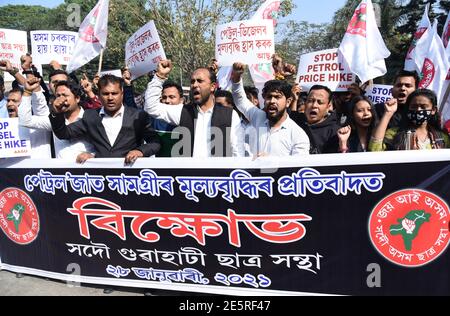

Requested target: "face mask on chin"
[{"left": 407, "top": 110, "right": 433, "bottom": 126}]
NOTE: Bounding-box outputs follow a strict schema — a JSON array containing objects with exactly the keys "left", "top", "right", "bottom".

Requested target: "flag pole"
[{"left": 98, "top": 49, "right": 104, "bottom": 74}]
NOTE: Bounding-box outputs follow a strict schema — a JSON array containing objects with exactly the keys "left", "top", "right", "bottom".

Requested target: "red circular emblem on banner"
[
  {"left": 369, "top": 189, "right": 450, "bottom": 267},
  {"left": 0, "top": 188, "right": 40, "bottom": 245},
  {"left": 419, "top": 58, "right": 435, "bottom": 89}
]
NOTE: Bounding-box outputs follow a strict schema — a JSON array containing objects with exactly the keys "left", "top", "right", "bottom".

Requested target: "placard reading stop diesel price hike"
[
  {"left": 296, "top": 48, "right": 355, "bottom": 92},
  {"left": 0, "top": 119, "right": 31, "bottom": 158}
]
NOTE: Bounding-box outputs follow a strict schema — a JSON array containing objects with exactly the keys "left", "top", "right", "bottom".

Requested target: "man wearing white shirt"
[
  {"left": 0, "top": 75, "right": 8, "bottom": 119},
  {"left": 19, "top": 78, "right": 95, "bottom": 161},
  {"left": 230, "top": 62, "right": 310, "bottom": 157},
  {"left": 145, "top": 60, "right": 243, "bottom": 158}
]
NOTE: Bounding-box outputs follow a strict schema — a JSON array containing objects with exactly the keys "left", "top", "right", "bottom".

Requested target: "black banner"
[{"left": 0, "top": 152, "right": 449, "bottom": 295}]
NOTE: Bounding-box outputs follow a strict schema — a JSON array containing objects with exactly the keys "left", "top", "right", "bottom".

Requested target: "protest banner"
[
  {"left": 296, "top": 48, "right": 355, "bottom": 92},
  {"left": 0, "top": 118, "right": 31, "bottom": 158},
  {"left": 125, "top": 21, "right": 166, "bottom": 81},
  {"left": 0, "top": 151, "right": 449, "bottom": 295},
  {"left": 215, "top": 19, "right": 275, "bottom": 67},
  {"left": 365, "top": 84, "right": 393, "bottom": 104},
  {"left": 0, "top": 28, "right": 28, "bottom": 82},
  {"left": 30, "top": 31, "right": 78, "bottom": 66}
]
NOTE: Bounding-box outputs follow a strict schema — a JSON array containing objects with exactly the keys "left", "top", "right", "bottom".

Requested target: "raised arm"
[
  {"left": 144, "top": 60, "right": 183, "bottom": 125},
  {"left": 0, "top": 59, "right": 27, "bottom": 86},
  {"left": 19, "top": 77, "right": 52, "bottom": 130},
  {"left": 230, "top": 62, "right": 262, "bottom": 123},
  {"left": 369, "top": 99, "right": 398, "bottom": 151}
]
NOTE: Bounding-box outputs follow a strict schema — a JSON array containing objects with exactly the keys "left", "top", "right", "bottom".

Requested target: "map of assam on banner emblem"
[
  {"left": 0, "top": 188, "right": 40, "bottom": 245},
  {"left": 369, "top": 189, "right": 450, "bottom": 267}
]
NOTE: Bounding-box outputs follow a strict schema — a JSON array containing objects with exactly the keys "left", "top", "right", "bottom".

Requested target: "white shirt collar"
[
  {"left": 196, "top": 104, "right": 214, "bottom": 114},
  {"left": 100, "top": 105, "right": 125, "bottom": 118}
]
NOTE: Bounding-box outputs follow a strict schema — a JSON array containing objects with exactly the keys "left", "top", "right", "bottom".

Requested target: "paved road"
[
  {"left": 0, "top": 270, "right": 143, "bottom": 296},
  {"left": 0, "top": 270, "right": 204, "bottom": 296}
]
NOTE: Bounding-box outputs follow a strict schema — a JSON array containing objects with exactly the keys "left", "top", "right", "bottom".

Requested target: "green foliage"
[
  {"left": 2, "top": 0, "right": 446, "bottom": 91},
  {"left": 2, "top": 0, "right": 293, "bottom": 92},
  {"left": 276, "top": 21, "right": 330, "bottom": 66},
  {"left": 0, "top": 5, "right": 51, "bottom": 32}
]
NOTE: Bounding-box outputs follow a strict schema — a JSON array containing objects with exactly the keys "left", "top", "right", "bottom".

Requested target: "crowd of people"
[{"left": 0, "top": 52, "right": 449, "bottom": 164}]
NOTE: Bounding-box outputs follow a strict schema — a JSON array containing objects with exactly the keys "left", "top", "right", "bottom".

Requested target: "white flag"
[
  {"left": 413, "top": 21, "right": 450, "bottom": 107},
  {"left": 440, "top": 13, "right": 450, "bottom": 125},
  {"left": 338, "top": 0, "right": 390, "bottom": 83},
  {"left": 252, "top": 0, "right": 282, "bottom": 26},
  {"left": 66, "top": 0, "right": 109, "bottom": 73},
  {"left": 442, "top": 12, "right": 450, "bottom": 57},
  {"left": 404, "top": 4, "right": 431, "bottom": 71}
]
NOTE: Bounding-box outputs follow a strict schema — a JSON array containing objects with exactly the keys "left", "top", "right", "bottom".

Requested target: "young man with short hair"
[
  {"left": 231, "top": 62, "right": 310, "bottom": 157},
  {"left": 375, "top": 70, "right": 419, "bottom": 128}
]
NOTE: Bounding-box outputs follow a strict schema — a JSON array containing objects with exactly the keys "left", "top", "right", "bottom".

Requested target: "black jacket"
[
  {"left": 291, "top": 111, "right": 340, "bottom": 154},
  {"left": 177, "top": 103, "right": 233, "bottom": 157},
  {"left": 50, "top": 106, "right": 160, "bottom": 158}
]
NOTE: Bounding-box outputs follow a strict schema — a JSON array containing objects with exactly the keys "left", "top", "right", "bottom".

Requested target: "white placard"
[
  {"left": 296, "top": 48, "right": 355, "bottom": 92},
  {"left": 365, "top": 84, "right": 393, "bottom": 104},
  {"left": 30, "top": 31, "right": 78, "bottom": 66},
  {"left": 0, "top": 29, "right": 28, "bottom": 82},
  {"left": 125, "top": 21, "right": 166, "bottom": 80},
  {"left": 215, "top": 19, "right": 275, "bottom": 67},
  {"left": 0, "top": 118, "right": 31, "bottom": 158}
]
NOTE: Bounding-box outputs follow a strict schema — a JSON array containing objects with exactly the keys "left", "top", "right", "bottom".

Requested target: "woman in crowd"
[
  {"left": 369, "top": 89, "right": 449, "bottom": 151},
  {"left": 337, "top": 96, "right": 378, "bottom": 153}
]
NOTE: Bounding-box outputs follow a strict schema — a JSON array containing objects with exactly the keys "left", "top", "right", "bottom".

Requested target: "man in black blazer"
[{"left": 50, "top": 75, "right": 160, "bottom": 164}]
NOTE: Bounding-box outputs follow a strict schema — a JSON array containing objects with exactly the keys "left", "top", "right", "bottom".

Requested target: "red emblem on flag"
[
  {"left": 406, "top": 27, "right": 427, "bottom": 60},
  {"left": 443, "top": 23, "right": 450, "bottom": 48},
  {"left": 346, "top": 4, "right": 367, "bottom": 37},
  {"left": 80, "top": 5, "right": 101, "bottom": 43},
  {"left": 262, "top": 1, "right": 281, "bottom": 27},
  {"left": 419, "top": 58, "right": 435, "bottom": 89}
]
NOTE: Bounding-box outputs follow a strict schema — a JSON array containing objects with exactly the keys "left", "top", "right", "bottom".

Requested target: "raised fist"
[
  {"left": 157, "top": 60, "right": 173, "bottom": 79},
  {"left": 231, "top": 62, "right": 246, "bottom": 83}
]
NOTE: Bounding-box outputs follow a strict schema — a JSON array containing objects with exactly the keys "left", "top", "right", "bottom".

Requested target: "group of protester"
[{"left": 0, "top": 52, "right": 449, "bottom": 164}]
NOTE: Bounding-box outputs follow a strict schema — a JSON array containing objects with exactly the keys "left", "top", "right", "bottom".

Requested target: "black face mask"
[{"left": 407, "top": 110, "right": 433, "bottom": 126}]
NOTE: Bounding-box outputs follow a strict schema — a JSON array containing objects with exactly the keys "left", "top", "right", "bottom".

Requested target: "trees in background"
[{"left": 0, "top": 0, "right": 449, "bottom": 89}]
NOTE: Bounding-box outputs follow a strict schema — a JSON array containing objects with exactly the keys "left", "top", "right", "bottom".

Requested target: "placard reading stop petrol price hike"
[
  {"left": 0, "top": 119, "right": 31, "bottom": 158},
  {"left": 296, "top": 48, "right": 355, "bottom": 92}
]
